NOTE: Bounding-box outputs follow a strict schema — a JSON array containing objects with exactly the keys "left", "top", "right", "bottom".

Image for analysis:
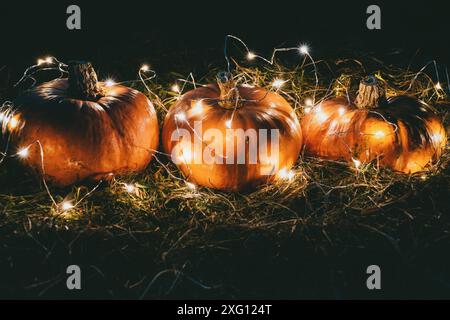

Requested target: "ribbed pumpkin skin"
[
  {"left": 162, "top": 84, "right": 303, "bottom": 191},
  {"left": 301, "top": 95, "right": 446, "bottom": 173},
  {"left": 9, "top": 79, "right": 159, "bottom": 186}
]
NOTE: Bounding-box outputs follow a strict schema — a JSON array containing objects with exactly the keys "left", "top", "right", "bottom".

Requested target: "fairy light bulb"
[
  {"left": 225, "top": 119, "right": 232, "bottom": 129},
  {"left": 180, "top": 147, "right": 192, "bottom": 163},
  {"left": 124, "top": 183, "right": 136, "bottom": 193},
  {"left": 186, "top": 182, "right": 197, "bottom": 191},
  {"left": 192, "top": 100, "right": 204, "bottom": 114},
  {"left": 61, "top": 201, "right": 74, "bottom": 211},
  {"left": 171, "top": 84, "right": 181, "bottom": 93},
  {"left": 104, "top": 79, "right": 116, "bottom": 87},
  {"left": 247, "top": 52, "right": 256, "bottom": 60},
  {"left": 305, "top": 98, "right": 313, "bottom": 106},
  {"left": 271, "top": 79, "right": 285, "bottom": 89},
  {"left": 374, "top": 130, "right": 385, "bottom": 138},
  {"left": 175, "top": 112, "right": 187, "bottom": 122},
  {"left": 17, "top": 147, "right": 30, "bottom": 158},
  {"left": 277, "top": 168, "right": 295, "bottom": 181},
  {"left": 338, "top": 107, "right": 346, "bottom": 116},
  {"left": 315, "top": 107, "right": 328, "bottom": 124},
  {"left": 431, "top": 133, "right": 442, "bottom": 144},
  {"left": 352, "top": 158, "right": 361, "bottom": 169},
  {"left": 435, "top": 82, "right": 442, "bottom": 90},
  {"left": 299, "top": 45, "right": 309, "bottom": 55},
  {"left": 140, "top": 64, "right": 150, "bottom": 72},
  {"left": 37, "top": 57, "right": 52, "bottom": 65}
]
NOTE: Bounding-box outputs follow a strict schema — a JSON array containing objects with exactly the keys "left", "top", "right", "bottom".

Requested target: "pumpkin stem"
[
  {"left": 216, "top": 71, "right": 240, "bottom": 109},
  {"left": 355, "top": 75, "right": 386, "bottom": 109},
  {"left": 68, "top": 61, "right": 103, "bottom": 101}
]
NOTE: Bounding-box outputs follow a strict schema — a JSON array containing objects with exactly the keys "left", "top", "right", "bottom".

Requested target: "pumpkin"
[
  {"left": 162, "top": 72, "right": 303, "bottom": 191},
  {"left": 7, "top": 61, "right": 159, "bottom": 187},
  {"left": 301, "top": 75, "right": 447, "bottom": 173}
]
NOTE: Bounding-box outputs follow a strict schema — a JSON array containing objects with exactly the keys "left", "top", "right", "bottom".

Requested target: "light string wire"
[{"left": 0, "top": 38, "right": 448, "bottom": 214}]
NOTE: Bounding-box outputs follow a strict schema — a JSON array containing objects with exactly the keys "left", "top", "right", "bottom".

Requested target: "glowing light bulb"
[
  {"left": 8, "top": 116, "right": 19, "bottom": 129},
  {"left": 338, "top": 107, "right": 346, "bottom": 116},
  {"left": 186, "top": 182, "right": 197, "bottom": 191},
  {"left": 171, "top": 84, "right": 181, "bottom": 93},
  {"left": 175, "top": 112, "right": 187, "bottom": 122},
  {"left": 192, "top": 100, "right": 204, "bottom": 114},
  {"left": 352, "top": 158, "right": 361, "bottom": 169},
  {"left": 299, "top": 45, "right": 309, "bottom": 55},
  {"left": 420, "top": 174, "right": 428, "bottom": 181},
  {"left": 271, "top": 78, "right": 285, "bottom": 89},
  {"left": 431, "top": 133, "right": 442, "bottom": 144},
  {"left": 315, "top": 107, "right": 328, "bottom": 123},
  {"left": 37, "top": 57, "right": 52, "bottom": 65},
  {"left": 17, "top": 147, "right": 30, "bottom": 158},
  {"left": 0, "top": 112, "right": 4, "bottom": 122},
  {"left": 104, "top": 79, "right": 116, "bottom": 87},
  {"left": 140, "top": 64, "right": 150, "bottom": 72},
  {"left": 435, "top": 82, "right": 442, "bottom": 90},
  {"left": 374, "top": 130, "right": 385, "bottom": 138},
  {"left": 180, "top": 148, "right": 192, "bottom": 163},
  {"left": 247, "top": 52, "right": 256, "bottom": 60},
  {"left": 124, "top": 183, "right": 136, "bottom": 193},
  {"left": 277, "top": 168, "right": 295, "bottom": 181},
  {"left": 61, "top": 201, "right": 74, "bottom": 211},
  {"left": 225, "top": 119, "right": 232, "bottom": 129},
  {"left": 304, "top": 107, "right": 312, "bottom": 114},
  {"left": 305, "top": 98, "right": 313, "bottom": 106}
]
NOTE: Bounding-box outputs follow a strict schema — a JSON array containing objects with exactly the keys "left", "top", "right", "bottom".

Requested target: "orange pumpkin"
[
  {"left": 301, "top": 76, "right": 447, "bottom": 173},
  {"left": 7, "top": 61, "right": 159, "bottom": 187},
  {"left": 162, "top": 72, "right": 303, "bottom": 191}
]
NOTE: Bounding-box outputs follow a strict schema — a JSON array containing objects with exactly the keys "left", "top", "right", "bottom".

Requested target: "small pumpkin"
[
  {"left": 7, "top": 61, "right": 159, "bottom": 187},
  {"left": 301, "top": 75, "right": 447, "bottom": 173},
  {"left": 162, "top": 72, "right": 303, "bottom": 191}
]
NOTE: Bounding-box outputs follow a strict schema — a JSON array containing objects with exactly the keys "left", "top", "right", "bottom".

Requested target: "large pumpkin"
[
  {"left": 162, "top": 72, "right": 303, "bottom": 191},
  {"left": 301, "top": 76, "right": 447, "bottom": 173},
  {"left": 6, "top": 61, "right": 159, "bottom": 187}
]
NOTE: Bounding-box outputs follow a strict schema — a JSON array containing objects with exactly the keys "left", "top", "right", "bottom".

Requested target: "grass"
[{"left": 0, "top": 53, "right": 449, "bottom": 299}]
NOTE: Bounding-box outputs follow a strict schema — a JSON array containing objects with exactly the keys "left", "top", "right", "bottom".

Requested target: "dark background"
[{"left": 0, "top": 0, "right": 449, "bottom": 84}]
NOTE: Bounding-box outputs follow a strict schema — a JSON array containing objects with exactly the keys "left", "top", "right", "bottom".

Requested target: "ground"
[{"left": 0, "top": 52, "right": 449, "bottom": 299}]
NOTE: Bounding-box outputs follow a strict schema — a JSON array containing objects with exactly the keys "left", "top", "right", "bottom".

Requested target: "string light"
[
  {"left": 338, "top": 107, "right": 346, "bottom": 116},
  {"left": 16, "top": 147, "right": 30, "bottom": 159},
  {"left": 247, "top": 52, "right": 256, "bottom": 60},
  {"left": 225, "top": 119, "right": 232, "bottom": 129},
  {"left": 431, "top": 133, "right": 443, "bottom": 144},
  {"left": 61, "top": 201, "right": 74, "bottom": 211},
  {"left": 315, "top": 106, "right": 328, "bottom": 123},
  {"left": 298, "top": 45, "right": 309, "bottom": 55},
  {"left": 186, "top": 181, "right": 197, "bottom": 191},
  {"left": 352, "top": 158, "right": 362, "bottom": 169},
  {"left": 191, "top": 100, "right": 204, "bottom": 115},
  {"left": 435, "top": 82, "right": 442, "bottom": 90},
  {"left": 104, "top": 79, "right": 116, "bottom": 87},
  {"left": 175, "top": 112, "right": 187, "bottom": 122},
  {"left": 123, "top": 183, "right": 136, "bottom": 194},
  {"left": 37, "top": 57, "right": 53, "bottom": 66},
  {"left": 271, "top": 78, "right": 285, "bottom": 89},
  {"left": 179, "top": 147, "right": 193, "bottom": 164},
  {"left": 277, "top": 168, "right": 295, "bottom": 181},
  {"left": 171, "top": 84, "right": 181, "bottom": 93},
  {"left": 140, "top": 64, "right": 150, "bottom": 72},
  {"left": 374, "top": 130, "right": 385, "bottom": 138},
  {"left": 305, "top": 98, "right": 313, "bottom": 106}
]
